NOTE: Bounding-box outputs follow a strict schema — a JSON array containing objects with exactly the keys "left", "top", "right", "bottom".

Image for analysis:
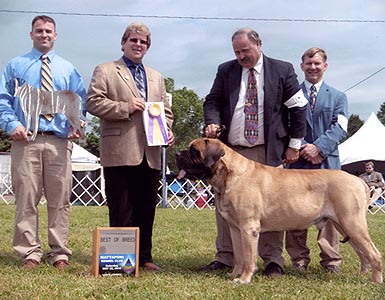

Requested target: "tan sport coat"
[{"left": 86, "top": 58, "right": 173, "bottom": 170}]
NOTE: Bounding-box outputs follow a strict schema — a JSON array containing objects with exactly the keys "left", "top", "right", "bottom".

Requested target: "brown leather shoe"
[
  {"left": 23, "top": 259, "right": 40, "bottom": 269},
  {"left": 142, "top": 262, "right": 161, "bottom": 271},
  {"left": 53, "top": 260, "right": 69, "bottom": 270},
  {"left": 199, "top": 261, "right": 231, "bottom": 272},
  {"left": 263, "top": 262, "right": 284, "bottom": 277}
]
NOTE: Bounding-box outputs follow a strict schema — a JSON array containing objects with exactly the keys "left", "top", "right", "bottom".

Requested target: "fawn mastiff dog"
[{"left": 176, "top": 138, "right": 383, "bottom": 284}]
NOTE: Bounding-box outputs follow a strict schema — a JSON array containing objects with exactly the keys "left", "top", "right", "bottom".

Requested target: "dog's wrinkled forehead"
[{"left": 191, "top": 138, "right": 225, "bottom": 167}]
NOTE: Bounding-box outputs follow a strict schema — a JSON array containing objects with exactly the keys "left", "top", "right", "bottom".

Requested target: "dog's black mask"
[
  {"left": 176, "top": 145, "right": 212, "bottom": 180},
  {"left": 176, "top": 139, "right": 225, "bottom": 180}
]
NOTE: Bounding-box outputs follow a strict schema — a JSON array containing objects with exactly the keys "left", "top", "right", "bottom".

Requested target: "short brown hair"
[
  {"left": 31, "top": 15, "right": 56, "bottom": 30},
  {"left": 365, "top": 161, "right": 374, "bottom": 168},
  {"left": 121, "top": 21, "right": 151, "bottom": 50},
  {"left": 301, "top": 47, "right": 327, "bottom": 62}
]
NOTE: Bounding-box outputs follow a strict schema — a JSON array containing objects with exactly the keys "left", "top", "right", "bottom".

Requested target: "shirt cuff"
[{"left": 289, "top": 138, "right": 302, "bottom": 150}]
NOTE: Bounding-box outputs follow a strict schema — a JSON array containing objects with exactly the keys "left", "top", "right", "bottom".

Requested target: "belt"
[{"left": 36, "top": 131, "right": 55, "bottom": 135}]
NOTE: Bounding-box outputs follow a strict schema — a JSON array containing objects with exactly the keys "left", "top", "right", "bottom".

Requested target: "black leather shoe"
[
  {"left": 263, "top": 262, "right": 284, "bottom": 277},
  {"left": 292, "top": 263, "right": 307, "bottom": 272},
  {"left": 324, "top": 265, "right": 339, "bottom": 273},
  {"left": 199, "top": 261, "right": 231, "bottom": 272}
]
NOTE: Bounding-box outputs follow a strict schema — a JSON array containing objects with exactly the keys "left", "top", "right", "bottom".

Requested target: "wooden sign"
[{"left": 91, "top": 227, "right": 139, "bottom": 277}]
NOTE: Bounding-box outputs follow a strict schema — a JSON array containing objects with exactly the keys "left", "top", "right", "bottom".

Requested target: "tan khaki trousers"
[{"left": 11, "top": 135, "right": 73, "bottom": 264}]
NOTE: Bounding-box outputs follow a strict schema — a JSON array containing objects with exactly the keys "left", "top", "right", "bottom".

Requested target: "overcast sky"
[{"left": 1, "top": 0, "right": 384, "bottom": 121}]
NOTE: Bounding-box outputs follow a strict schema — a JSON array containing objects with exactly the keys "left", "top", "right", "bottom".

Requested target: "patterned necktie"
[
  {"left": 309, "top": 85, "right": 317, "bottom": 112},
  {"left": 41, "top": 54, "right": 54, "bottom": 121},
  {"left": 244, "top": 68, "right": 258, "bottom": 143},
  {"left": 134, "top": 65, "right": 146, "bottom": 100}
]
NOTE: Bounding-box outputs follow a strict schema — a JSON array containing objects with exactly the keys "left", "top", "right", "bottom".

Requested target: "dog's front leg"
[
  {"left": 228, "top": 223, "right": 243, "bottom": 279},
  {"left": 233, "top": 222, "right": 260, "bottom": 284}
]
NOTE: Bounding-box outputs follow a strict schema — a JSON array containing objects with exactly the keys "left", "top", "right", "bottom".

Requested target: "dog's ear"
[{"left": 203, "top": 139, "right": 225, "bottom": 168}]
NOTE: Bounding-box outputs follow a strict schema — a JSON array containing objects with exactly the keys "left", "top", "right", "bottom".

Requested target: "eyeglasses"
[{"left": 129, "top": 38, "right": 148, "bottom": 46}]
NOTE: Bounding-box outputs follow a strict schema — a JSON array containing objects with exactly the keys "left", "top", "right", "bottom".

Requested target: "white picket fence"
[
  {"left": 1, "top": 166, "right": 384, "bottom": 214},
  {"left": 0, "top": 167, "right": 215, "bottom": 209}
]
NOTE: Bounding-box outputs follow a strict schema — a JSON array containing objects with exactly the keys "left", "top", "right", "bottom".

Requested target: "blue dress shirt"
[
  {"left": 0, "top": 48, "right": 86, "bottom": 138},
  {"left": 122, "top": 55, "right": 148, "bottom": 96}
]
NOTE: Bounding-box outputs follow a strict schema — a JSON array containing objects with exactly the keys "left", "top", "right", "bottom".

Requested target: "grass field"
[{"left": 0, "top": 204, "right": 384, "bottom": 300}]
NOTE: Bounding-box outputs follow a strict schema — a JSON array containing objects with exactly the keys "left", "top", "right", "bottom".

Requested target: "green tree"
[
  {"left": 82, "top": 116, "right": 100, "bottom": 157},
  {"left": 376, "top": 101, "right": 385, "bottom": 126},
  {"left": 346, "top": 114, "right": 364, "bottom": 139},
  {"left": 0, "top": 129, "right": 11, "bottom": 152},
  {"left": 165, "top": 78, "right": 205, "bottom": 172}
]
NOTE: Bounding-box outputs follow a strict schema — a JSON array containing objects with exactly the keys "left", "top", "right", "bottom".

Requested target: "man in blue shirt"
[{"left": 0, "top": 15, "right": 86, "bottom": 269}]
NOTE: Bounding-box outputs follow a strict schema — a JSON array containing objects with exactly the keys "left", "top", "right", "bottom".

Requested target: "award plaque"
[{"left": 91, "top": 227, "right": 140, "bottom": 277}]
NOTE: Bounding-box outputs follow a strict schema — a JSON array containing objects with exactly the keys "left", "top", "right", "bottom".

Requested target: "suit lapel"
[
  {"left": 144, "top": 65, "right": 155, "bottom": 102},
  {"left": 312, "top": 83, "right": 328, "bottom": 116},
  {"left": 229, "top": 62, "right": 242, "bottom": 114},
  {"left": 116, "top": 58, "right": 139, "bottom": 97},
  {"left": 263, "top": 56, "right": 278, "bottom": 122},
  {"left": 301, "top": 83, "right": 314, "bottom": 131}
]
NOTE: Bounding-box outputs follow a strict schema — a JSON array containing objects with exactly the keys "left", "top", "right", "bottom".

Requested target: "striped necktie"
[
  {"left": 134, "top": 65, "right": 146, "bottom": 100},
  {"left": 41, "top": 54, "right": 54, "bottom": 121},
  {"left": 309, "top": 85, "right": 317, "bottom": 112},
  {"left": 244, "top": 68, "right": 258, "bottom": 143}
]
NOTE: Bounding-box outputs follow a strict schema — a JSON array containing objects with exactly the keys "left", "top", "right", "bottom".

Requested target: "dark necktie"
[
  {"left": 41, "top": 54, "right": 54, "bottom": 121},
  {"left": 244, "top": 68, "right": 258, "bottom": 143},
  {"left": 309, "top": 85, "right": 317, "bottom": 112},
  {"left": 134, "top": 65, "right": 146, "bottom": 100}
]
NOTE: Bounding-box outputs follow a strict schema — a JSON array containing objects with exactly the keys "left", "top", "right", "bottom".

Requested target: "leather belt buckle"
[{"left": 37, "top": 131, "right": 55, "bottom": 136}]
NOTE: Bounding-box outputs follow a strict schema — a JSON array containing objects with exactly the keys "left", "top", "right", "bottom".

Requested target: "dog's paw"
[{"left": 232, "top": 277, "right": 252, "bottom": 284}]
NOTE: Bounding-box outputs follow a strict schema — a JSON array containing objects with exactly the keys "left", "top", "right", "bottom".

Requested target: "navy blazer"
[
  {"left": 204, "top": 55, "right": 307, "bottom": 166},
  {"left": 290, "top": 81, "right": 348, "bottom": 170}
]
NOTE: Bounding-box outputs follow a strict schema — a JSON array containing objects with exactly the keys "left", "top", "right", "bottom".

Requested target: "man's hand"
[
  {"left": 10, "top": 125, "right": 28, "bottom": 141},
  {"left": 129, "top": 97, "right": 146, "bottom": 115},
  {"left": 167, "top": 130, "right": 175, "bottom": 147},
  {"left": 300, "top": 144, "right": 323, "bottom": 164},
  {"left": 68, "top": 120, "right": 86, "bottom": 139},
  {"left": 284, "top": 147, "right": 300, "bottom": 164},
  {"left": 204, "top": 124, "right": 221, "bottom": 138}
]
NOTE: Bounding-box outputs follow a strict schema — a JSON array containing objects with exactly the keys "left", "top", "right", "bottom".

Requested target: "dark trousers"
[{"left": 104, "top": 160, "right": 159, "bottom": 265}]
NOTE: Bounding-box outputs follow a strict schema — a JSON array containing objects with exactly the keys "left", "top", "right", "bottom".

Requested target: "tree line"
[{"left": 1, "top": 79, "right": 384, "bottom": 174}]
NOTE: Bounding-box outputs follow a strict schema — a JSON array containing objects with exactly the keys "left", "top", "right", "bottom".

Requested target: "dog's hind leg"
[{"left": 341, "top": 222, "right": 383, "bottom": 284}]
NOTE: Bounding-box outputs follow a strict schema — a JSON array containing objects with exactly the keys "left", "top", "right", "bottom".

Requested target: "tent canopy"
[
  {"left": 339, "top": 112, "right": 385, "bottom": 175},
  {"left": 71, "top": 143, "right": 98, "bottom": 163},
  {"left": 71, "top": 143, "right": 100, "bottom": 171}
]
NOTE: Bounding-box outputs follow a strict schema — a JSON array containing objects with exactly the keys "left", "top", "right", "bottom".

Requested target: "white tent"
[
  {"left": 339, "top": 112, "right": 385, "bottom": 175},
  {"left": 70, "top": 143, "right": 105, "bottom": 205},
  {"left": 71, "top": 143, "right": 100, "bottom": 172},
  {"left": 72, "top": 142, "right": 98, "bottom": 163}
]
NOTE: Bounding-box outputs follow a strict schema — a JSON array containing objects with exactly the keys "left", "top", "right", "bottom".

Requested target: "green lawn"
[{"left": 0, "top": 204, "right": 384, "bottom": 300}]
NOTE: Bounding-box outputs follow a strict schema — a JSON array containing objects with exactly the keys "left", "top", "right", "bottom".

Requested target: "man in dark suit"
[
  {"left": 87, "top": 21, "right": 174, "bottom": 271},
  {"left": 202, "top": 27, "right": 307, "bottom": 277},
  {"left": 285, "top": 47, "right": 348, "bottom": 274}
]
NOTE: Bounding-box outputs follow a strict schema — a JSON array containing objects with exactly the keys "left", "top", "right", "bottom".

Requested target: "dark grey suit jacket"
[{"left": 204, "top": 55, "right": 307, "bottom": 166}]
